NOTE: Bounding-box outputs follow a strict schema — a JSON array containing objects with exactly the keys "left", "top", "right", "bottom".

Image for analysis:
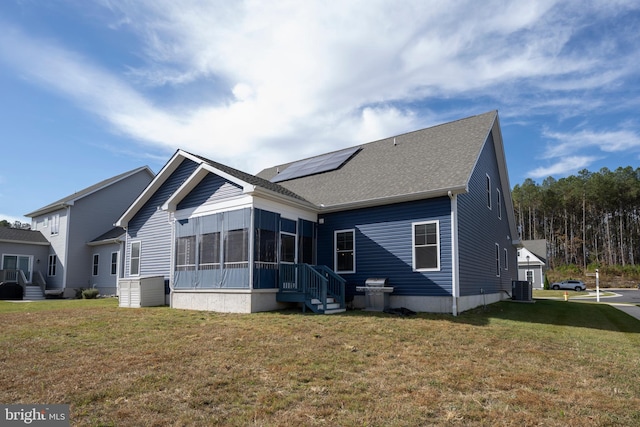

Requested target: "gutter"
[{"left": 317, "top": 185, "right": 468, "bottom": 213}]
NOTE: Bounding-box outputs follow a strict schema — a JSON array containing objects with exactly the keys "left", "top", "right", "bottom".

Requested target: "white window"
[
  {"left": 413, "top": 221, "right": 440, "bottom": 271},
  {"left": 497, "top": 188, "right": 502, "bottom": 219},
  {"left": 110, "top": 252, "right": 118, "bottom": 276},
  {"left": 495, "top": 243, "right": 501, "bottom": 277},
  {"left": 48, "top": 254, "right": 57, "bottom": 277},
  {"left": 486, "top": 175, "right": 492, "bottom": 209},
  {"left": 50, "top": 214, "right": 60, "bottom": 235},
  {"left": 335, "top": 229, "right": 355, "bottom": 273},
  {"left": 92, "top": 254, "right": 99, "bottom": 276},
  {"left": 130, "top": 241, "right": 141, "bottom": 276},
  {"left": 503, "top": 248, "right": 508, "bottom": 270}
]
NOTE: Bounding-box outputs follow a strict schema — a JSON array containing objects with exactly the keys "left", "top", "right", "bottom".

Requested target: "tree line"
[{"left": 512, "top": 166, "right": 640, "bottom": 270}]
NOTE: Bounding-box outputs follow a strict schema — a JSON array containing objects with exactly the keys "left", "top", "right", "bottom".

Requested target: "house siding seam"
[
  {"left": 125, "top": 159, "right": 199, "bottom": 278},
  {"left": 457, "top": 132, "right": 517, "bottom": 296},
  {"left": 317, "top": 197, "right": 452, "bottom": 297},
  {"left": 177, "top": 173, "right": 244, "bottom": 210}
]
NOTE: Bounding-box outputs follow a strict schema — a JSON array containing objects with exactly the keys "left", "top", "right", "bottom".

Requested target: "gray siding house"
[
  {"left": 518, "top": 240, "right": 547, "bottom": 289},
  {"left": 87, "top": 227, "right": 126, "bottom": 296},
  {"left": 0, "top": 227, "right": 50, "bottom": 299},
  {"left": 24, "top": 167, "right": 154, "bottom": 298},
  {"left": 116, "top": 110, "right": 520, "bottom": 314}
]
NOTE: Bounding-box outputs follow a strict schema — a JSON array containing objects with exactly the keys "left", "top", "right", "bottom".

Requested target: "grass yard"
[{"left": 1, "top": 298, "right": 639, "bottom": 426}]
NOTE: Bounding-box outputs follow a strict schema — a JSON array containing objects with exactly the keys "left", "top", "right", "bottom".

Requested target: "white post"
[{"left": 596, "top": 268, "right": 600, "bottom": 303}]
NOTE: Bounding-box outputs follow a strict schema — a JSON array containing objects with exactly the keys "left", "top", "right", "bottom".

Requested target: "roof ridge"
[
  {"left": 260, "top": 110, "right": 498, "bottom": 173},
  {"left": 26, "top": 166, "right": 153, "bottom": 217}
]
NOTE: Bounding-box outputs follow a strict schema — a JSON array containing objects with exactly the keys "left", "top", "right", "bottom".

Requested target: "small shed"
[{"left": 118, "top": 276, "right": 165, "bottom": 307}]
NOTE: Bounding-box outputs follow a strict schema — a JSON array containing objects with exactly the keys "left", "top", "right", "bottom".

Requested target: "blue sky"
[{"left": 1, "top": 1, "right": 640, "bottom": 225}]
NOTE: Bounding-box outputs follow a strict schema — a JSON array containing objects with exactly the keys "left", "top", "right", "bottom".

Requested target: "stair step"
[
  {"left": 311, "top": 298, "right": 335, "bottom": 305},
  {"left": 318, "top": 303, "right": 341, "bottom": 310},
  {"left": 323, "top": 308, "right": 346, "bottom": 315},
  {"left": 24, "top": 286, "right": 45, "bottom": 300}
]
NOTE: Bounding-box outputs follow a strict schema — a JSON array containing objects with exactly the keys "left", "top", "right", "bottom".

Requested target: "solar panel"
[{"left": 271, "top": 146, "right": 360, "bottom": 183}]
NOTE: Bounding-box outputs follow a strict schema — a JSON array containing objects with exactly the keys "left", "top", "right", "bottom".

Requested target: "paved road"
[{"left": 591, "top": 288, "right": 640, "bottom": 304}]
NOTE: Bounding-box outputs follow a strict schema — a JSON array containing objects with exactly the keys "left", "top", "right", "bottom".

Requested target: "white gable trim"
[
  {"left": 117, "top": 150, "right": 199, "bottom": 228},
  {"left": 517, "top": 247, "right": 544, "bottom": 266},
  {"left": 161, "top": 164, "right": 254, "bottom": 213},
  {"left": 162, "top": 163, "right": 317, "bottom": 214}
]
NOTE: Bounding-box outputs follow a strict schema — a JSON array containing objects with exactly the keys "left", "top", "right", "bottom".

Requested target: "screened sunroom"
[{"left": 172, "top": 207, "right": 316, "bottom": 290}]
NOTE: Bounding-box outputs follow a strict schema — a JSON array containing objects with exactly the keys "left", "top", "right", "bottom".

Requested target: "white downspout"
[
  {"left": 448, "top": 191, "right": 459, "bottom": 316},
  {"left": 168, "top": 212, "right": 176, "bottom": 308}
]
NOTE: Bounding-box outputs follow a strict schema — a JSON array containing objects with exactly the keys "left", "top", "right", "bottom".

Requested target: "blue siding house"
[{"left": 116, "top": 111, "right": 519, "bottom": 314}]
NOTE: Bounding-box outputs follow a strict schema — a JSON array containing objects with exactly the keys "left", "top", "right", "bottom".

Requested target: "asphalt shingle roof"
[
  {"left": 0, "top": 227, "right": 49, "bottom": 244},
  {"left": 90, "top": 227, "right": 125, "bottom": 243},
  {"left": 25, "top": 166, "right": 152, "bottom": 217},
  {"left": 185, "top": 151, "right": 311, "bottom": 203},
  {"left": 256, "top": 110, "right": 497, "bottom": 208}
]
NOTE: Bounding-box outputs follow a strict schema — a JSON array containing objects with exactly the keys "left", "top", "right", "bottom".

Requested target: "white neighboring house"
[{"left": 517, "top": 240, "right": 547, "bottom": 289}]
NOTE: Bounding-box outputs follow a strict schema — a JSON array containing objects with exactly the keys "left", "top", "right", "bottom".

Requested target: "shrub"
[
  {"left": 82, "top": 289, "right": 99, "bottom": 299},
  {"left": 75, "top": 288, "right": 85, "bottom": 299}
]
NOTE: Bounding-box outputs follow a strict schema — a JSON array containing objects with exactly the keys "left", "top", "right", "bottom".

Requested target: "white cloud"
[
  {"left": 543, "top": 129, "right": 640, "bottom": 158},
  {"left": 528, "top": 156, "right": 599, "bottom": 179},
  {"left": 1, "top": 1, "right": 639, "bottom": 173}
]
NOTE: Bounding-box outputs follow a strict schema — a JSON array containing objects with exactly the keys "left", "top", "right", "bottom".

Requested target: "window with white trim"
[
  {"left": 413, "top": 221, "right": 440, "bottom": 271},
  {"left": 486, "top": 175, "right": 492, "bottom": 209},
  {"left": 335, "top": 229, "right": 355, "bottom": 273},
  {"left": 495, "top": 243, "right": 501, "bottom": 276},
  {"left": 50, "top": 214, "right": 60, "bottom": 235},
  {"left": 110, "top": 252, "right": 118, "bottom": 276},
  {"left": 48, "top": 254, "right": 57, "bottom": 277},
  {"left": 503, "top": 248, "right": 508, "bottom": 271},
  {"left": 130, "top": 241, "right": 141, "bottom": 276},
  {"left": 92, "top": 254, "right": 99, "bottom": 276},
  {"left": 497, "top": 188, "right": 502, "bottom": 219}
]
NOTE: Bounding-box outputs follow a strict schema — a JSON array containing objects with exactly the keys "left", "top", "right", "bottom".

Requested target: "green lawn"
[{"left": 1, "top": 298, "right": 639, "bottom": 426}]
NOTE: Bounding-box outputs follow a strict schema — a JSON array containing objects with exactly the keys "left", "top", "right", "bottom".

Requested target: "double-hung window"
[
  {"left": 50, "top": 214, "right": 60, "bottom": 235},
  {"left": 92, "top": 254, "right": 99, "bottom": 276},
  {"left": 335, "top": 230, "right": 355, "bottom": 273},
  {"left": 110, "top": 252, "right": 118, "bottom": 276},
  {"left": 130, "top": 241, "right": 141, "bottom": 276},
  {"left": 495, "top": 243, "right": 501, "bottom": 277},
  {"left": 413, "top": 221, "right": 440, "bottom": 270},
  {"left": 48, "top": 254, "right": 57, "bottom": 277}
]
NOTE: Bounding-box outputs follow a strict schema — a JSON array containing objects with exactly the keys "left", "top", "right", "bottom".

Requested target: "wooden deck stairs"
[{"left": 276, "top": 264, "right": 346, "bottom": 314}]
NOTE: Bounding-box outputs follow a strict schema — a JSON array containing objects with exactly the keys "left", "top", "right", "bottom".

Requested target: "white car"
[{"left": 551, "top": 280, "right": 586, "bottom": 291}]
